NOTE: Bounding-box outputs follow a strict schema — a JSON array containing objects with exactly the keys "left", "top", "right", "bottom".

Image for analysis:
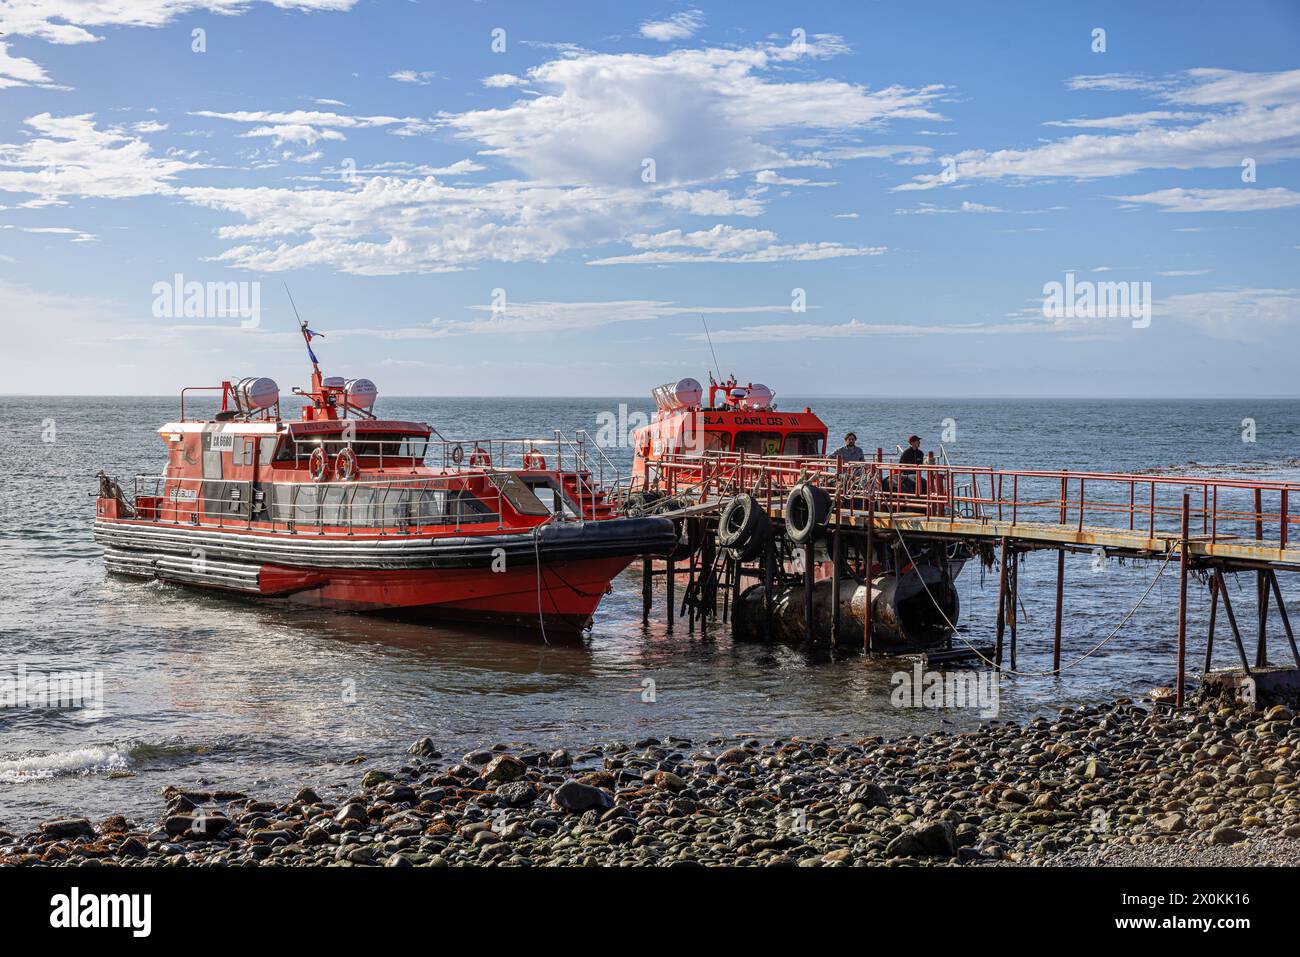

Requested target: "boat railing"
[{"left": 125, "top": 473, "right": 529, "bottom": 535}]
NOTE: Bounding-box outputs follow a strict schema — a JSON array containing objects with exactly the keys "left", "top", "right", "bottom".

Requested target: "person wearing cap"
[
  {"left": 830, "top": 432, "right": 865, "bottom": 462},
  {"left": 899, "top": 435, "right": 924, "bottom": 466}
]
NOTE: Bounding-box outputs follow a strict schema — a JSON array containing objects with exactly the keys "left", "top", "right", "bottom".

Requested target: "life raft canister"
[
  {"left": 523, "top": 449, "right": 546, "bottom": 470},
  {"left": 309, "top": 446, "right": 332, "bottom": 482},
  {"left": 335, "top": 446, "right": 358, "bottom": 481},
  {"left": 469, "top": 446, "right": 492, "bottom": 467}
]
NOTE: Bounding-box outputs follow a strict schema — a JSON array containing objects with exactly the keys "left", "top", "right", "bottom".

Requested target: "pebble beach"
[{"left": 4, "top": 694, "right": 1299, "bottom": 868}]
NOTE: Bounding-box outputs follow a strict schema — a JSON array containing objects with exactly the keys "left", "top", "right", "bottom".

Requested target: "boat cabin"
[{"left": 631, "top": 375, "right": 828, "bottom": 484}]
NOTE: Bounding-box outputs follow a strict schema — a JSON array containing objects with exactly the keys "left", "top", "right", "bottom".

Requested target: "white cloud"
[
  {"left": 895, "top": 200, "right": 1004, "bottom": 214},
  {"left": 754, "top": 169, "right": 834, "bottom": 187},
  {"left": 587, "top": 224, "right": 885, "bottom": 265},
  {"left": 897, "top": 68, "right": 1300, "bottom": 191},
  {"left": 482, "top": 74, "right": 521, "bottom": 88},
  {"left": 1158, "top": 269, "right": 1210, "bottom": 277},
  {"left": 0, "top": 1, "right": 358, "bottom": 45},
  {"left": 444, "top": 40, "right": 946, "bottom": 188},
  {"left": 389, "top": 70, "right": 437, "bottom": 85},
  {"left": 191, "top": 109, "right": 430, "bottom": 145},
  {"left": 0, "top": 40, "right": 61, "bottom": 89},
  {"left": 0, "top": 113, "right": 202, "bottom": 201},
  {"left": 335, "top": 299, "right": 796, "bottom": 338},
  {"left": 1, "top": 224, "right": 97, "bottom": 242},
  {"left": 1112, "top": 187, "right": 1300, "bottom": 213},
  {"left": 639, "top": 10, "right": 704, "bottom": 42}
]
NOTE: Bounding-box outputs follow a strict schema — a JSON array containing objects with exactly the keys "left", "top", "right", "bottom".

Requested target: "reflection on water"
[{"left": 1, "top": 395, "right": 1297, "bottom": 830}]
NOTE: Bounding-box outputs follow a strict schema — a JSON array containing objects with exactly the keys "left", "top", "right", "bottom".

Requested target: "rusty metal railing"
[{"left": 650, "top": 450, "right": 1300, "bottom": 549}]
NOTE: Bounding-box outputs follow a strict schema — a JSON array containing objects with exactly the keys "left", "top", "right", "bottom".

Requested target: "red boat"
[
  {"left": 94, "top": 329, "right": 675, "bottom": 635},
  {"left": 628, "top": 374, "right": 829, "bottom": 497}
]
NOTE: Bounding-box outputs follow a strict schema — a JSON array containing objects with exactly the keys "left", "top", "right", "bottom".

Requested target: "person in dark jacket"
[
  {"left": 898, "top": 435, "right": 924, "bottom": 493},
  {"left": 899, "top": 435, "right": 924, "bottom": 465}
]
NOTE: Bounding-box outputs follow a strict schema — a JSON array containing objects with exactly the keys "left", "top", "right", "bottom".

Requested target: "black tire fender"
[{"left": 784, "top": 482, "right": 830, "bottom": 545}]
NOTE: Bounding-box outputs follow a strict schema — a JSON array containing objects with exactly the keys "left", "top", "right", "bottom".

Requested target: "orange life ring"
[
  {"left": 468, "top": 447, "right": 492, "bottom": 467},
  {"left": 309, "top": 446, "right": 331, "bottom": 482},
  {"left": 335, "top": 446, "right": 358, "bottom": 481},
  {"left": 523, "top": 450, "right": 546, "bottom": 470}
]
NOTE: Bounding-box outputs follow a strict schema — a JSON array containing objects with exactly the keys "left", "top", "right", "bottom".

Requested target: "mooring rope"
[{"left": 888, "top": 517, "right": 1179, "bottom": 678}]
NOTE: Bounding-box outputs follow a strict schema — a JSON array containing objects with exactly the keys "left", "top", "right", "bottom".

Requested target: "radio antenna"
[
  {"left": 284, "top": 282, "right": 304, "bottom": 328},
  {"left": 700, "top": 313, "right": 722, "bottom": 382}
]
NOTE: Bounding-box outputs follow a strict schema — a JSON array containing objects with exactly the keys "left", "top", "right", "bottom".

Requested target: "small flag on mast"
[{"left": 302, "top": 325, "right": 324, "bottom": 366}]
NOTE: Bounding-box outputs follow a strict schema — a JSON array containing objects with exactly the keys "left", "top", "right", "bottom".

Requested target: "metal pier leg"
[
  {"left": 1204, "top": 575, "right": 1219, "bottom": 674},
  {"left": 1256, "top": 570, "right": 1270, "bottom": 668},
  {"left": 1008, "top": 553, "right": 1018, "bottom": 672},
  {"left": 1176, "top": 493, "right": 1189, "bottom": 709},
  {"left": 864, "top": 504, "right": 875, "bottom": 653},
  {"left": 687, "top": 545, "right": 697, "bottom": 635},
  {"left": 994, "top": 538, "right": 1009, "bottom": 670},
  {"left": 1052, "top": 547, "right": 1065, "bottom": 676},
  {"left": 1266, "top": 570, "right": 1300, "bottom": 668},
  {"left": 762, "top": 532, "right": 774, "bottom": 643},
  {"left": 830, "top": 530, "right": 842, "bottom": 645},
  {"left": 803, "top": 541, "right": 816, "bottom": 646},
  {"left": 1253, "top": 489, "right": 1267, "bottom": 668},
  {"left": 1214, "top": 568, "right": 1251, "bottom": 673},
  {"left": 666, "top": 557, "right": 675, "bottom": 634},
  {"left": 642, "top": 557, "right": 652, "bottom": 623}
]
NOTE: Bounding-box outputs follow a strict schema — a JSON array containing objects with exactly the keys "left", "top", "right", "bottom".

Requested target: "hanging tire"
[
  {"left": 785, "top": 482, "right": 830, "bottom": 545},
  {"left": 718, "top": 493, "right": 768, "bottom": 561}
]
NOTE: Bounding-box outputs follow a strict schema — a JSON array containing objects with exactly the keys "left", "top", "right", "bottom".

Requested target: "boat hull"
[{"left": 95, "top": 516, "right": 675, "bottom": 634}]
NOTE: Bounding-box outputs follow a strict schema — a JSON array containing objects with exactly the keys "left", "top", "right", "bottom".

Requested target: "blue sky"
[{"left": 1, "top": 0, "right": 1298, "bottom": 396}]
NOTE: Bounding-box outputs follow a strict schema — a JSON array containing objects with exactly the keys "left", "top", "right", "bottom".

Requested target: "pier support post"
[
  {"left": 762, "top": 531, "right": 774, "bottom": 643},
  {"left": 1052, "top": 547, "right": 1065, "bottom": 675},
  {"left": 864, "top": 496, "right": 875, "bottom": 652},
  {"left": 994, "top": 538, "right": 1009, "bottom": 670},
  {"left": 1255, "top": 488, "right": 1267, "bottom": 667},
  {"left": 642, "top": 557, "right": 652, "bottom": 623},
  {"left": 1266, "top": 570, "right": 1300, "bottom": 667},
  {"left": 1176, "top": 493, "right": 1189, "bottom": 708},
  {"left": 1213, "top": 567, "right": 1251, "bottom": 673},
  {"left": 802, "top": 541, "right": 816, "bottom": 647},
  {"left": 830, "top": 530, "right": 842, "bottom": 645},
  {"left": 1008, "top": 552, "right": 1019, "bottom": 672},
  {"left": 1204, "top": 575, "right": 1219, "bottom": 674},
  {"left": 666, "top": 557, "right": 675, "bottom": 634}
]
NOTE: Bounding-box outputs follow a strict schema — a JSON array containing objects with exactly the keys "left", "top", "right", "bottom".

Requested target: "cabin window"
[
  {"left": 259, "top": 437, "right": 278, "bottom": 465},
  {"left": 784, "top": 433, "right": 824, "bottom": 456},
  {"left": 704, "top": 432, "right": 731, "bottom": 452},
  {"left": 734, "top": 431, "right": 783, "bottom": 455},
  {"left": 274, "top": 432, "right": 429, "bottom": 462}
]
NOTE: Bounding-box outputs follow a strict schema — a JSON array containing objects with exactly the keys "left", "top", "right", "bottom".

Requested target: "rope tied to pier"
[{"left": 890, "top": 518, "right": 1179, "bottom": 678}]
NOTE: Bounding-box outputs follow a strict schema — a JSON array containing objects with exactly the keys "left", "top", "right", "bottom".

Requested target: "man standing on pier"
[
  {"left": 899, "top": 435, "right": 925, "bottom": 493},
  {"left": 831, "top": 432, "right": 865, "bottom": 462},
  {"left": 899, "top": 435, "right": 924, "bottom": 466}
]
